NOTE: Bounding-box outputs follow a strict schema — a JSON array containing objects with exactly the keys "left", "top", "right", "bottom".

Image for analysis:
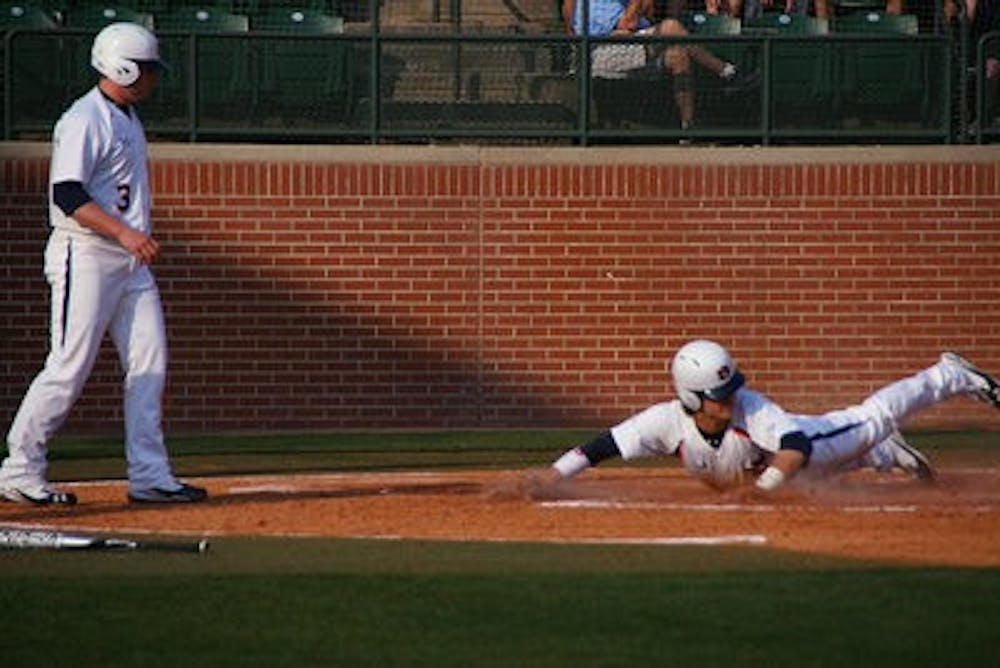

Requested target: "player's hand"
[{"left": 118, "top": 228, "right": 160, "bottom": 264}]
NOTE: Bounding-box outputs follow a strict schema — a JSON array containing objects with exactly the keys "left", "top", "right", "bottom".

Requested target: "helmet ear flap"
[
  {"left": 677, "top": 388, "right": 701, "bottom": 412},
  {"left": 103, "top": 55, "right": 140, "bottom": 86}
]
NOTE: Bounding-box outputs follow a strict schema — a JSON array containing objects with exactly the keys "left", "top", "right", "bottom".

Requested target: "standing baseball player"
[
  {"left": 539, "top": 339, "right": 1000, "bottom": 493},
  {"left": 0, "top": 23, "right": 206, "bottom": 505}
]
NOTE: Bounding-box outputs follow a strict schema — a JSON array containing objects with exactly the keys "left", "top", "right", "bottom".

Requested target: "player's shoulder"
[
  {"left": 736, "top": 387, "right": 784, "bottom": 413},
  {"left": 56, "top": 88, "right": 110, "bottom": 129},
  {"left": 633, "top": 399, "right": 686, "bottom": 422}
]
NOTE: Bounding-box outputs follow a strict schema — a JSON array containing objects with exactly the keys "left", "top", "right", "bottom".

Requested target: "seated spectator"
[
  {"left": 957, "top": 0, "right": 1000, "bottom": 129},
  {"left": 564, "top": 0, "right": 755, "bottom": 133}
]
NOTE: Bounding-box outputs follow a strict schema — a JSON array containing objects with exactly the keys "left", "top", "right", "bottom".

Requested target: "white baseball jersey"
[
  {"left": 611, "top": 389, "right": 796, "bottom": 487},
  {"left": 608, "top": 357, "right": 979, "bottom": 487},
  {"left": 49, "top": 86, "right": 152, "bottom": 237}
]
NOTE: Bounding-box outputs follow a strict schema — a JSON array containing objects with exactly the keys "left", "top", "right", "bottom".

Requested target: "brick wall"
[{"left": 2, "top": 143, "right": 999, "bottom": 435}]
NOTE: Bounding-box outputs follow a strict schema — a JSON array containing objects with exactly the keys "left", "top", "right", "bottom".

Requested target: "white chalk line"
[
  {"left": 542, "top": 498, "right": 1000, "bottom": 514},
  {"left": 0, "top": 520, "right": 765, "bottom": 548},
  {"left": 540, "top": 499, "right": 922, "bottom": 513},
  {"left": 336, "top": 534, "right": 770, "bottom": 547}
]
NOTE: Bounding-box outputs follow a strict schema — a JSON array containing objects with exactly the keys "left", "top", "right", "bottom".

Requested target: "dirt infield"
[{"left": 2, "top": 465, "right": 999, "bottom": 567}]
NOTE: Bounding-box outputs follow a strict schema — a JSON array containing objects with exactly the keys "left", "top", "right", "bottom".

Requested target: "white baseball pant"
[{"left": 1, "top": 229, "right": 179, "bottom": 494}]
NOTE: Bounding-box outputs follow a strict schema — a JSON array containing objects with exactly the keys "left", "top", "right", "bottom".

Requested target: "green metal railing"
[{"left": 0, "top": 27, "right": 973, "bottom": 144}]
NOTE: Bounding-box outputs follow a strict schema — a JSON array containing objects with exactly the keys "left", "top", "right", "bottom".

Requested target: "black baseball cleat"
[
  {"left": 128, "top": 482, "right": 208, "bottom": 504},
  {"left": 885, "top": 430, "right": 936, "bottom": 483},
  {"left": 1, "top": 486, "right": 78, "bottom": 505}
]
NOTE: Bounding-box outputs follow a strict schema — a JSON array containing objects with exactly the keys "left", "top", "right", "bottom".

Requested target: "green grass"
[
  {"left": 42, "top": 427, "right": 1000, "bottom": 481},
  {"left": 3, "top": 429, "right": 999, "bottom": 666},
  {"left": 2, "top": 538, "right": 999, "bottom": 667},
  {"left": 44, "top": 429, "right": 597, "bottom": 480}
]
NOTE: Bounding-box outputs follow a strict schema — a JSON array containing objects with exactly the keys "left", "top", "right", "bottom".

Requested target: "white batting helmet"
[
  {"left": 91, "top": 22, "right": 163, "bottom": 87},
  {"left": 670, "top": 339, "right": 745, "bottom": 412}
]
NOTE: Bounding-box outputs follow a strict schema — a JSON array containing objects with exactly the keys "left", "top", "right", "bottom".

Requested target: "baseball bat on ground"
[{"left": 0, "top": 527, "right": 209, "bottom": 553}]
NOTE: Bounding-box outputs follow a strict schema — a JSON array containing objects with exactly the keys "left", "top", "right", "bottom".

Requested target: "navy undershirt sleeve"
[
  {"left": 579, "top": 431, "right": 622, "bottom": 465},
  {"left": 52, "top": 180, "right": 92, "bottom": 216},
  {"left": 779, "top": 430, "right": 813, "bottom": 464}
]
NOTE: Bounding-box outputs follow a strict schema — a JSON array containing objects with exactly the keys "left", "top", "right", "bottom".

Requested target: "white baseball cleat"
[
  {"left": 941, "top": 352, "right": 1000, "bottom": 409},
  {"left": 884, "top": 430, "right": 936, "bottom": 482},
  {"left": 1, "top": 485, "right": 78, "bottom": 505}
]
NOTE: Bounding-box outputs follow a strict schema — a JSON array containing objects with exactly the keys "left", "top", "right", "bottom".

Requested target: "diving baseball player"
[
  {"left": 545, "top": 339, "right": 1000, "bottom": 492},
  {"left": 0, "top": 23, "right": 206, "bottom": 504}
]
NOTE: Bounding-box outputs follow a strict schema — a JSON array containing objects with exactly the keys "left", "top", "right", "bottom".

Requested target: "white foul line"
[
  {"left": 548, "top": 535, "right": 768, "bottom": 546},
  {"left": 540, "top": 499, "right": 920, "bottom": 513},
  {"left": 337, "top": 533, "right": 769, "bottom": 547}
]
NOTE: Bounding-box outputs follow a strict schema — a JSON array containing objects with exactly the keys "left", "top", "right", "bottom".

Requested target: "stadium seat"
[
  {"left": 127, "top": 0, "right": 171, "bottom": 19},
  {"left": 157, "top": 5, "right": 250, "bottom": 32},
  {"left": 834, "top": 12, "right": 927, "bottom": 124},
  {"left": 0, "top": 2, "right": 59, "bottom": 29},
  {"left": 683, "top": 10, "right": 747, "bottom": 71},
  {"left": 684, "top": 11, "right": 741, "bottom": 35},
  {"left": 253, "top": 8, "right": 356, "bottom": 127},
  {"left": 152, "top": 7, "right": 252, "bottom": 124},
  {"left": 832, "top": 0, "right": 890, "bottom": 12},
  {"left": 65, "top": 5, "right": 154, "bottom": 29},
  {"left": 251, "top": 7, "right": 344, "bottom": 33},
  {"left": 684, "top": 10, "right": 760, "bottom": 129},
  {"left": 3, "top": 30, "right": 70, "bottom": 135},
  {"left": 1, "top": 4, "right": 59, "bottom": 132},
  {"left": 743, "top": 14, "right": 836, "bottom": 131},
  {"left": 743, "top": 13, "right": 829, "bottom": 35},
  {"left": 834, "top": 10, "right": 918, "bottom": 34}
]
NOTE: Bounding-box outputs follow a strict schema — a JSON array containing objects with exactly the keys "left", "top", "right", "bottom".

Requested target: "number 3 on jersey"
[{"left": 116, "top": 184, "right": 131, "bottom": 212}]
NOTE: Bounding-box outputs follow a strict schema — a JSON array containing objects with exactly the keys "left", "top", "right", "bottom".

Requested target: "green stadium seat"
[
  {"left": 64, "top": 5, "right": 154, "bottom": 30},
  {"left": 834, "top": 13, "right": 927, "bottom": 124},
  {"left": 3, "top": 31, "right": 71, "bottom": 135},
  {"left": 127, "top": 0, "right": 171, "bottom": 19},
  {"left": 743, "top": 13, "right": 829, "bottom": 35},
  {"left": 684, "top": 10, "right": 760, "bottom": 130},
  {"left": 684, "top": 11, "right": 741, "bottom": 35},
  {"left": 0, "top": 2, "right": 59, "bottom": 29},
  {"left": 743, "top": 13, "right": 835, "bottom": 131},
  {"left": 151, "top": 7, "right": 252, "bottom": 125},
  {"left": 683, "top": 10, "right": 748, "bottom": 71},
  {"left": 834, "top": 10, "right": 918, "bottom": 34},
  {"left": 252, "top": 7, "right": 344, "bottom": 33},
  {"left": 157, "top": 5, "right": 249, "bottom": 32},
  {"left": 1, "top": 4, "right": 59, "bottom": 134},
  {"left": 832, "top": 0, "right": 890, "bottom": 12},
  {"left": 254, "top": 15, "right": 356, "bottom": 127}
]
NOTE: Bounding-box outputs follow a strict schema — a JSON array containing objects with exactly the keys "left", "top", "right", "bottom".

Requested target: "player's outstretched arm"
[{"left": 484, "top": 432, "right": 624, "bottom": 501}]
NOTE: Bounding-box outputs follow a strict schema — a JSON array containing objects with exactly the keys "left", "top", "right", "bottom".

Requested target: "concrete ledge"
[{"left": 3, "top": 141, "right": 1000, "bottom": 166}]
